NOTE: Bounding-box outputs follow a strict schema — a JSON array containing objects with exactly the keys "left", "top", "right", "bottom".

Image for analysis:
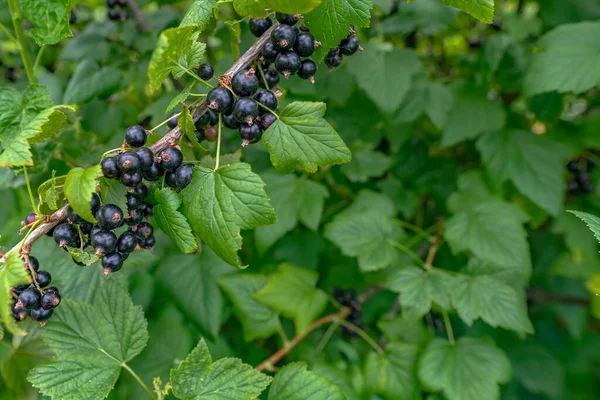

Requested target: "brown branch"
[
  {"left": 256, "top": 307, "right": 351, "bottom": 372},
  {"left": 424, "top": 222, "right": 443, "bottom": 270},
  {"left": 125, "top": 0, "right": 150, "bottom": 31},
  {"left": 527, "top": 289, "right": 589, "bottom": 306}
]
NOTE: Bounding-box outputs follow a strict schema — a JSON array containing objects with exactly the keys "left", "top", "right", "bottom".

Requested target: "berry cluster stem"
[
  {"left": 7, "top": 0, "right": 37, "bottom": 85},
  {"left": 215, "top": 114, "right": 223, "bottom": 170},
  {"left": 23, "top": 167, "right": 38, "bottom": 215}
]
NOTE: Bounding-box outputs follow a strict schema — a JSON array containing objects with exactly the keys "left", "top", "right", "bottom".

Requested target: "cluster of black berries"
[
  {"left": 11, "top": 256, "right": 60, "bottom": 325},
  {"left": 334, "top": 288, "right": 363, "bottom": 337},
  {"left": 324, "top": 28, "right": 362, "bottom": 70},
  {"left": 567, "top": 157, "right": 595, "bottom": 195},
  {"left": 106, "top": 0, "right": 127, "bottom": 21}
]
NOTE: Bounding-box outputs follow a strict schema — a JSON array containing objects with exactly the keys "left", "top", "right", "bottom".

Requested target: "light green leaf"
[
  {"left": 38, "top": 171, "right": 64, "bottom": 212},
  {"left": 440, "top": 0, "right": 494, "bottom": 23},
  {"left": 153, "top": 188, "right": 198, "bottom": 254},
  {"left": 225, "top": 21, "right": 242, "bottom": 61},
  {"left": 0, "top": 253, "right": 31, "bottom": 336},
  {"left": 28, "top": 281, "right": 149, "bottom": 399},
  {"left": 364, "top": 342, "right": 421, "bottom": 400},
  {"left": 66, "top": 246, "right": 100, "bottom": 266},
  {"left": 64, "top": 165, "right": 102, "bottom": 223},
  {"left": 265, "top": 0, "right": 322, "bottom": 14},
  {"left": 525, "top": 21, "right": 600, "bottom": 96},
  {"left": 63, "top": 60, "right": 124, "bottom": 104},
  {"left": 219, "top": 274, "right": 279, "bottom": 341},
  {"left": 569, "top": 211, "right": 600, "bottom": 246},
  {"left": 254, "top": 264, "right": 328, "bottom": 334},
  {"left": 170, "top": 339, "right": 272, "bottom": 400},
  {"left": 268, "top": 362, "right": 345, "bottom": 400},
  {"left": 233, "top": 0, "right": 268, "bottom": 17},
  {"left": 418, "top": 337, "right": 511, "bottom": 400},
  {"left": 180, "top": 164, "right": 276, "bottom": 267},
  {"left": 180, "top": 0, "right": 218, "bottom": 30},
  {"left": 22, "top": 0, "right": 72, "bottom": 45},
  {"left": 166, "top": 82, "right": 196, "bottom": 114},
  {"left": 178, "top": 107, "right": 207, "bottom": 151},
  {"left": 262, "top": 102, "right": 351, "bottom": 173},
  {"left": 340, "top": 148, "right": 393, "bottom": 182},
  {"left": 99, "top": 176, "right": 128, "bottom": 213},
  {"left": 173, "top": 42, "right": 207, "bottom": 79}
]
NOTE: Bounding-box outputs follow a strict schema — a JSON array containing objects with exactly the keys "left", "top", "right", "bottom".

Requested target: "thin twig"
[
  {"left": 423, "top": 222, "right": 444, "bottom": 270},
  {"left": 125, "top": 0, "right": 150, "bottom": 31},
  {"left": 527, "top": 289, "right": 589, "bottom": 306}
]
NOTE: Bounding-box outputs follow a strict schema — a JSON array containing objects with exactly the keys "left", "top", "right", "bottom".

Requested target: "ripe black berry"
[
  {"left": 195, "top": 110, "right": 218, "bottom": 129},
  {"left": 95, "top": 204, "right": 124, "bottom": 230},
  {"left": 262, "top": 42, "right": 279, "bottom": 63},
  {"left": 30, "top": 307, "right": 53, "bottom": 322},
  {"left": 276, "top": 12, "right": 299, "bottom": 26},
  {"left": 11, "top": 301, "right": 28, "bottom": 321},
  {"left": 233, "top": 98, "right": 260, "bottom": 125},
  {"left": 90, "top": 193, "right": 101, "bottom": 215},
  {"left": 117, "top": 231, "right": 138, "bottom": 254},
  {"left": 53, "top": 223, "right": 80, "bottom": 248},
  {"left": 254, "top": 89, "right": 278, "bottom": 114},
  {"left": 271, "top": 25, "right": 296, "bottom": 51},
  {"left": 138, "top": 235, "right": 156, "bottom": 249},
  {"left": 167, "top": 112, "right": 179, "bottom": 129},
  {"left": 293, "top": 32, "right": 316, "bottom": 57},
  {"left": 117, "top": 152, "right": 142, "bottom": 174},
  {"left": 80, "top": 222, "right": 93, "bottom": 235},
  {"left": 567, "top": 160, "right": 580, "bottom": 172},
  {"left": 159, "top": 147, "right": 184, "bottom": 171},
  {"left": 41, "top": 291, "right": 61, "bottom": 309},
  {"left": 298, "top": 60, "right": 317, "bottom": 83},
  {"left": 207, "top": 87, "right": 234, "bottom": 114},
  {"left": 102, "top": 252, "right": 124, "bottom": 275},
  {"left": 194, "top": 129, "right": 205, "bottom": 142},
  {"left": 17, "top": 288, "right": 41, "bottom": 309},
  {"left": 239, "top": 124, "right": 263, "bottom": 147},
  {"left": 14, "top": 283, "right": 30, "bottom": 293},
  {"left": 260, "top": 67, "right": 280, "bottom": 89},
  {"left": 223, "top": 113, "right": 241, "bottom": 129},
  {"left": 260, "top": 113, "right": 277, "bottom": 130},
  {"left": 106, "top": 0, "right": 118, "bottom": 7},
  {"left": 121, "top": 171, "right": 143, "bottom": 187},
  {"left": 70, "top": 10, "right": 77, "bottom": 24},
  {"left": 197, "top": 63, "right": 214, "bottom": 80},
  {"left": 89, "top": 225, "right": 102, "bottom": 239},
  {"left": 125, "top": 125, "right": 147, "bottom": 148},
  {"left": 140, "top": 203, "right": 153, "bottom": 217},
  {"left": 107, "top": 8, "right": 124, "bottom": 21},
  {"left": 25, "top": 255, "right": 39, "bottom": 272},
  {"left": 35, "top": 271, "right": 52, "bottom": 288},
  {"left": 91, "top": 229, "right": 118, "bottom": 255},
  {"left": 249, "top": 17, "right": 273, "bottom": 37},
  {"left": 131, "top": 183, "right": 148, "bottom": 199},
  {"left": 275, "top": 51, "right": 301, "bottom": 78},
  {"left": 126, "top": 209, "right": 144, "bottom": 225},
  {"left": 340, "top": 35, "right": 360, "bottom": 55},
  {"left": 134, "top": 147, "right": 154, "bottom": 171},
  {"left": 101, "top": 156, "right": 120, "bottom": 179},
  {"left": 67, "top": 206, "right": 85, "bottom": 225},
  {"left": 325, "top": 52, "right": 343, "bottom": 69},
  {"left": 165, "top": 171, "right": 178, "bottom": 188},
  {"left": 175, "top": 164, "right": 194, "bottom": 189},
  {"left": 232, "top": 69, "right": 259, "bottom": 97},
  {"left": 126, "top": 193, "right": 141, "bottom": 210},
  {"left": 134, "top": 222, "right": 154, "bottom": 239}
]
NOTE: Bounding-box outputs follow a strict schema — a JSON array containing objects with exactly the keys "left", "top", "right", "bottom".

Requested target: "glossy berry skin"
[
  {"left": 11, "top": 301, "right": 28, "bottom": 321},
  {"left": 80, "top": 222, "right": 93, "bottom": 235},
  {"left": 30, "top": 307, "right": 53, "bottom": 322},
  {"left": 126, "top": 209, "right": 144, "bottom": 225},
  {"left": 167, "top": 112, "right": 178, "bottom": 129},
  {"left": 207, "top": 87, "right": 234, "bottom": 114},
  {"left": 126, "top": 193, "right": 141, "bottom": 210},
  {"left": 159, "top": 147, "right": 184, "bottom": 171},
  {"left": 17, "top": 288, "right": 41, "bottom": 309},
  {"left": 340, "top": 35, "right": 360, "bottom": 55},
  {"left": 121, "top": 171, "right": 143, "bottom": 187},
  {"left": 41, "top": 291, "right": 61, "bottom": 309},
  {"left": 293, "top": 32, "right": 316, "bottom": 57},
  {"left": 194, "top": 129, "right": 205, "bottom": 142},
  {"left": 24, "top": 212, "right": 37, "bottom": 225},
  {"left": 140, "top": 203, "right": 153, "bottom": 217},
  {"left": 67, "top": 206, "right": 85, "bottom": 225},
  {"left": 89, "top": 225, "right": 103, "bottom": 240},
  {"left": 260, "top": 67, "right": 280, "bottom": 89},
  {"left": 139, "top": 235, "right": 156, "bottom": 249},
  {"left": 117, "top": 152, "right": 142, "bottom": 174},
  {"left": 325, "top": 52, "right": 343, "bottom": 68},
  {"left": 195, "top": 112, "right": 211, "bottom": 130},
  {"left": 91, "top": 229, "right": 118, "bottom": 255},
  {"left": 232, "top": 69, "right": 259, "bottom": 97},
  {"left": 134, "top": 147, "right": 154, "bottom": 171},
  {"left": 164, "top": 171, "right": 178, "bottom": 188},
  {"left": 271, "top": 25, "right": 296, "bottom": 51},
  {"left": 102, "top": 253, "right": 124, "bottom": 275},
  {"left": 53, "top": 223, "right": 80, "bottom": 248},
  {"left": 262, "top": 42, "right": 279, "bottom": 63},
  {"left": 254, "top": 89, "right": 278, "bottom": 114},
  {"left": 260, "top": 113, "right": 277, "bottom": 130},
  {"left": 96, "top": 204, "right": 124, "bottom": 230},
  {"left": 298, "top": 60, "right": 317, "bottom": 82},
  {"left": 135, "top": 222, "right": 154, "bottom": 239},
  {"left": 276, "top": 12, "right": 298, "bottom": 26},
  {"left": 239, "top": 124, "right": 263, "bottom": 147},
  {"left": 223, "top": 114, "right": 241, "bottom": 130},
  {"left": 101, "top": 156, "right": 120, "bottom": 179},
  {"left": 249, "top": 17, "right": 272, "bottom": 37},
  {"left": 275, "top": 51, "right": 301, "bottom": 78},
  {"left": 25, "top": 255, "right": 40, "bottom": 272},
  {"left": 35, "top": 271, "right": 52, "bottom": 288},
  {"left": 207, "top": 110, "right": 219, "bottom": 125},
  {"left": 197, "top": 63, "right": 214, "bottom": 80},
  {"left": 117, "top": 231, "right": 138, "bottom": 254},
  {"left": 131, "top": 184, "right": 148, "bottom": 199},
  {"left": 90, "top": 193, "right": 101, "bottom": 215},
  {"left": 175, "top": 164, "right": 194, "bottom": 189},
  {"left": 233, "top": 98, "right": 260, "bottom": 125},
  {"left": 125, "top": 125, "right": 147, "bottom": 148}
]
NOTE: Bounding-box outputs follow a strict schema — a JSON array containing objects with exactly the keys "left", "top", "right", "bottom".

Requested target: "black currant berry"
[
  {"left": 293, "top": 32, "right": 316, "bottom": 57},
  {"left": 80, "top": 222, "right": 93, "bottom": 235},
  {"left": 298, "top": 60, "right": 317, "bottom": 83},
  {"left": 91, "top": 229, "right": 118, "bottom": 255},
  {"left": 567, "top": 160, "right": 580, "bottom": 172},
  {"left": 126, "top": 209, "right": 144, "bottom": 225},
  {"left": 131, "top": 183, "right": 148, "bottom": 199},
  {"left": 89, "top": 225, "right": 103, "bottom": 239},
  {"left": 232, "top": 69, "right": 259, "bottom": 97},
  {"left": 101, "top": 156, "right": 120, "bottom": 179},
  {"left": 126, "top": 193, "right": 141, "bottom": 210},
  {"left": 239, "top": 124, "right": 263, "bottom": 147},
  {"left": 223, "top": 113, "right": 241, "bottom": 130},
  {"left": 117, "top": 231, "right": 138, "bottom": 254},
  {"left": 138, "top": 235, "right": 156, "bottom": 249},
  {"left": 117, "top": 152, "right": 142, "bottom": 174},
  {"left": 70, "top": 10, "right": 77, "bottom": 24},
  {"left": 121, "top": 171, "right": 143, "bottom": 187},
  {"left": 165, "top": 171, "right": 178, "bottom": 188},
  {"left": 175, "top": 164, "right": 194, "bottom": 189},
  {"left": 196, "top": 110, "right": 218, "bottom": 130},
  {"left": 25, "top": 255, "right": 39, "bottom": 272},
  {"left": 134, "top": 147, "right": 154, "bottom": 171},
  {"left": 275, "top": 51, "right": 301, "bottom": 78},
  {"left": 254, "top": 89, "right": 278, "bottom": 114},
  {"left": 96, "top": 204, "right": 124, "bottom": 230},
  {"left": 102, "top": 252, "right": 124, "bottom": 275},
  {"left": 262, "top": 42, "right": 279, "bottom": 64},
  {"left": 271, "top": 24, "right": 296, "bottom": 51},
  {"left": 41, "top": 291, "right": 61, "bottom": 309},
  {"left": 53, "top": 223, "right": 80, "bottom": 248},
  {"left": 30, "top": 307, "right": 53, "bottom": 322},
  {"left": 35, "top": 271, "right": 52, "bottom": 288},
  {"left": 67, "top": 206, "right": 85, "bottom": 225},
  {"left": 233, "top": 98, "right": 260, "bottom": 125},
  {"left": 14, "top": 283, "right": 31, "bottom": 293},
  {"left": 159, "top": 147, "right": 184, "bottom": 171},
  {"left": 249, "top": 17, "right": 273, "bottom": 37},
  {"left": 194, "top": 129, "right": 205, "bottom": 142},
  {"left": 340, "top": 35, "right": 360, "bottom": 55},
  {"left": 207, "top": 110, "right": 219, "bottom": 125},
  {"left": 90, "top": 193, "right": 101, "bottom": 215},
  {"left": 197, "top": 63, "right": 214, "bottom": 80},
  {"left": 167, "top": 112, "right": 178, "bottom": 129},
  {"left": 140, "top": 203, "right": 153, "bottom": 217},
  {"left": 17, "top": 288, "right": 41, "bottom": 309},
  {"left": 106, "top": 0, "right": 118, "bottom": 7},
  {"left": 260, "top": 67, "right": 280, "bottom": 89},
  {"left": 260, "top": 113, "right": 277, "bottom": 130},
  {"left": 134, "top": 222, "right": 154, "bottom": 239},
  {"left": 11, "top": 301, "right": 28, "bottom": 321},
  {"left": 325, "top": 52, "right": 343, "bottom": 69},
  {"left": 125, "top": 125, "right": 147, "bottom": 148},
  {"left": 207, "top": 87, "right": 234, "bottom": 114},
  {"left": 23, "top": 213, "right": 37, "bottom": 226},
  {"left": 107, "top": 8, "right": 123, "bottom": 21},
  {"left": 276, "top": 12, "right": 299, "bottom": 26},
  {"left": 45, "top": 286, "right": 59, "bottom": 295}
]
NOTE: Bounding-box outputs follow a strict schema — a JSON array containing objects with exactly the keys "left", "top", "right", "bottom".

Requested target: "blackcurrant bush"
[
  {"left": 271, "top": 24, "right": 296, "bottom": 51},
  {"left": 101, "top": 156, "right": 120, "bottom": 179},
  {"left": 131, "top": 183, "right": 148, "bottom": 199},
  {"left": 17, "top": 288, "right": 41, "bottom": 309},
  {"left": 96, "top": 204, "right": 124, "bottom": 230},
  {"left": 207, "top": 87, "right": 234, "bottom": 114},
  {"left": 67, "top": 206, "right": 85, "bottom": 225},
  {"left": 159, "top": 147, "right": 184, "bottom": 171},
  {"left": 260, "top": 112, "right": 277, "bottom": 130},
  {"left": 35, "top": 271, "right": 52, "bottom": 288},
  {"left": 117, "top": 152, "right": 142, "bottom": 174},
  {"left": 30, "top": 307, "right": 53, "bottom": 322},
  {"left": 91, "top": 229, "right": 118, "bottom": 255},
  {"left": 325, "top": 52, "right": 343, "bottom": 69},
  {"left": 239, "top": 123, "right": 263, "bottom": 147},
  {"left": 194, "top": 129, "right": 205, "bottom": 142},
  {"left": 26, "top": 255, "right": 40, "bottom": 272},
  {"left": 197, "top": 63, "right": 214, "bottom": 80},
  {"left": 232, "top": 69, "right": 259, "bottom": 97},
  {"left": 276, "top": 12, "right": 299, "bottom": 26},
  {"left": 223, "top": 113, "right": 241, "bottom": 130},
  {"left": 249, "top": 17, "right": 273, "bottom": 37},
  {"left": 293, "top": 32, "right": 316, "bottom": 57},
  {"left": 134, "top": 147, "right": 154, "bottom": 171},
  {"left": 138, "top": 235, "right": 156, "bottom": 249},
  {"left": 275, "top": 51, "right": 301, "bottom": 78},
  {"left": 175, "top": 164, "right": 194, "bottom": 189},
  {"left": 254, "top": 89, "right": 278, "bottom": 114},
  {"left": 262, "top": 42, "right": 279, "bottom": 63},
  {"left": 53, "top": 223, "right": 80, "bottom": 248},
  {"left": 298, "top": 60, "right": 317, "bottom": 83},
  {"left": 121, "top": 170, "right": 143, "bottom": 187},
  {"left": 165, "top": 171, "right": 178, "bottom": 188},
  {"left": 140, "top": 203, "right": 153, "bottom": 217},
  {"left": 167, "top": 112, "right": 178, "bottom": 129},
  {"left": 125, "top": 125, "right": 147, "bottom": 148},
  {"left": 126, "top": 193, "right": 141, "bottom": 210},
  {"left": 260, "top": 67, "right": 280, "bottom": 89},
  {"left": 134, "top": 222, "right": 154, "bottom": 239},
  {"left": 125, "top": 209, "right": 144, "bottom": 225},
  {"left": 117, "top": 231, "right": 138, "bottom": 254},
  {"left": 102, "top": 252, "right": 124, "bottom": 275},
  {"left": 340, "top": 35, "right": 360, "bottom": 55},
  {"left": 41, "top": 291, "right": 61, "bottom": 309},
  {"left": 233, "top": 98, "right": 260, "bottom": 125}
]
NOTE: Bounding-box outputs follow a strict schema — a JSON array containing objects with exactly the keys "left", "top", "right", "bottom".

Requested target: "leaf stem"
[
  {"left": 7, "top": 0, "right": 37, "bottom": 84},
  {"left": 175, "top": 61, "right": 214, "bottom": 89},
  {"left": 255, "top": 101, "right": 279, "bottom": 119},
  {"left": 386, "top": 239, "right": 426, "bottom": 267},
  {"left": 122, "top": 362, "right": 157, "bottom": 400},
  {"left": 215, "top": 114, "right": 222, "bottom": 170},
  {"left": 150, "top": 112, "right": 181, "bottom": 133},
  {"left": 0, "top": 22, "right": 17, "bottom": 44},
  {"left": 23, "top": 167, "right": 38, "bottom": 215},
  {"left": 315, "top": 320, "right": 340, "bottom": 354},
  {"left": 337, "top": 320, "right": 385, "bottom": 355},
  {"left": 275, "top": 316, "right": 290, "bottom": 345},
  {"left": 256, "top": 62, "right": 270, "bottom": 89},
  {"left": 33, "top": 44, "right": 46, "bottom": 73},
  {"left": 442, "top": 310, "right": 455, "bottom": 344},
  {"left": 393, "top": 219, "right": 434, "bottom": 242}
]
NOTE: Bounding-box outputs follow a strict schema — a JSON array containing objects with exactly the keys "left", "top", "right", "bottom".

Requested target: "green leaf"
[
  {"left": 153, "top": 188, "right": 198, "bottom": 254},
  {"left": 255, "top": 172, "right": 329, "bottom": 253},
  {"left": 180, "top": 164, "right": 276, "bottom": 267},
  {"left": 173, "top": 42, "right": 207, "bottom": 79},
  {"left": 219, "top": 274, "right": 279, "bottom": 341},
  {"left": 233, "top": 0, "right": 269, "bottom": 17},
  {"left": 347, "top": 45, "right": 422, "bottom": 114},
  {"left": 166, "top": 82, "right": 196, "bottom": 114},
  {"left": 64, "top": 165, "right": 102, "bottom": 223},
  {"left": 477, "top": 130, "right": 570, "bottom": 216},
  {"left": 268, "top": 362, "right": 345, "bottom": 400},
  {"left": 525, "top": 21, "right": 600, "bottom": 96},
  {"left": 386, "top": 266, "right": 452, "bottom": 317},
  {"left": 225, "top": 21, "right": 241, "bottom": 61},
  {"left": 170, "top": 339, "right": 272, "bottom": 400},
  {"left": 363, "top": 342, "right": 421, "bottom": 400},
  {"left": 262, "top": 102, "right": 351, "bottom": 173},
  {"left": 304, "top": 0, "right": 372, "bottom": 58},
  {"left": 63, "top": 60, "right": 124, "bottom": 104},
  {"left": 178, "top": 106, "right": 207, "bottom": 151},
  {"left": 66, "top": 246, "right": 100, "bottom": 266},
  {"left": 340, "top": 148, "right": 393, "bottom": 182},
  {"left": 21, "top": 0, "right": 72, "bottom": 45},
  {"left": 99, "top": 176, "right": 129, "bottom": 213},
  {"left": 28, "top": 280, "right": 149, "bottom": 399},
  {"left": 254, "top": 264, "right": 328, "bottom": 334},
  {"left": 38, "top": 171, "right": 65, "bottom": 212},
  {"left": 440, "top": 0, "right": 494, "bottom": 23},
  {"left": 265, "top": 0, "right": 322, "bottom": 14},
  {"left": 427, "top": 82, "right": 454, "bottom": 129},
  {"left": 449, "top": 274, "right": 534, "bottom": 334},
  {"left": 418, "top": 337, "right": 511, "bottom": 400},
  {"left": 569, "top": 211, "right": 600, "bottom": 246},
  {"left": 0, "top": 253, "right": 31, "bottom": 336},
  {"left": 180, "top": 0, "right": 218, "bottom": 30}
]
